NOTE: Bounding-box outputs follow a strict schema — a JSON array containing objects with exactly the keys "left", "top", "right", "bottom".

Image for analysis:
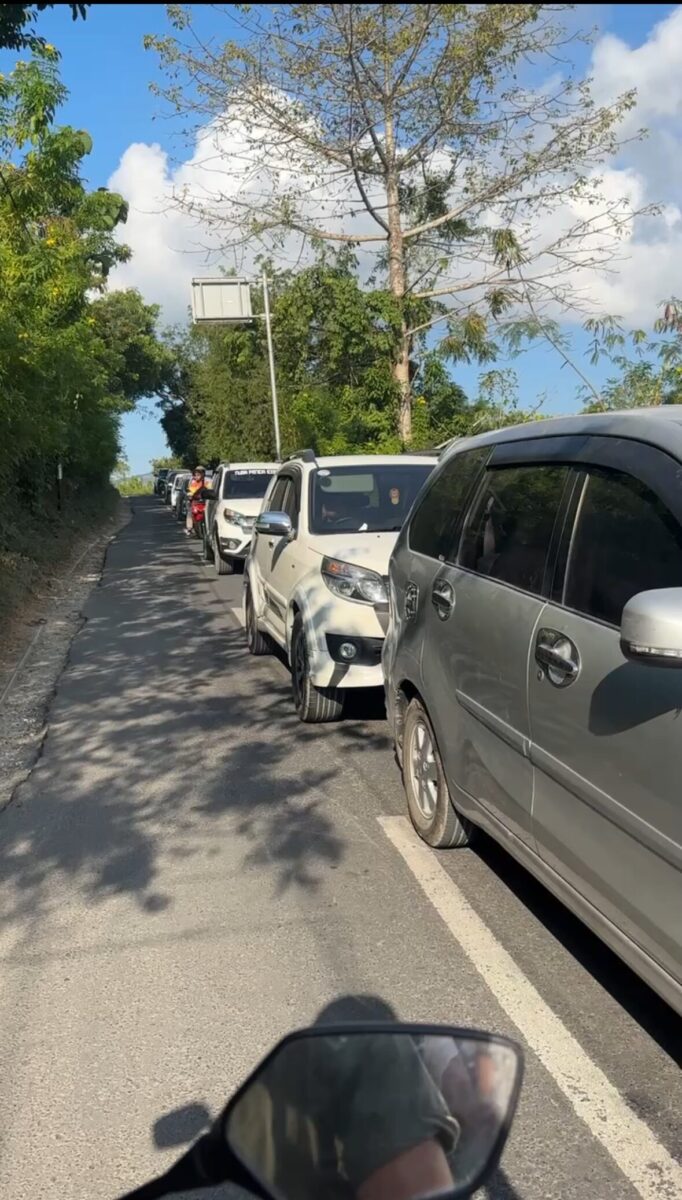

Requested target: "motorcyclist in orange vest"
[{"left": 185, "top": 466, "right": 206, "bottom": 535}]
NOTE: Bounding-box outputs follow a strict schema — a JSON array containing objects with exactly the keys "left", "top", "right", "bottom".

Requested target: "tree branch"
[
  {"left": 517, "top": 267, "right": 601, "bottom": 401},
  {"left": 348, "top": 143, "right": 390, "bottom": 232}
]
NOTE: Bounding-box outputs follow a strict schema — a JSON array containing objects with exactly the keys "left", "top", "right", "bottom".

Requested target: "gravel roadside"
[{"left": 0, "top": 498, "right": 131, "bottom": 814}]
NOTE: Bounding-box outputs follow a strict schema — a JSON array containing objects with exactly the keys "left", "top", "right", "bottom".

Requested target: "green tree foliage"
[
  {"left": 583, "top": 302, "right": 682, "bottom": 412},
  {"left": 149, "top": 3, "right": 640, "bottom": 441},
  {"left": 151, "top": 454, "right": 182, "bottom": 472},
  {"left": 0, "top": 52, "right": 171, "bottom": 519},
  {"left": 0, "top": 4, "right": 88, "bottom": 52},
  {"left": 162, "top": 257, "right": 545, "bottom": 462}
]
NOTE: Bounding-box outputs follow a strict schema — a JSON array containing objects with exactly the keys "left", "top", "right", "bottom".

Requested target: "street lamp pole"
[{"left": 261, "top": 271, "right": 282, "bottom": 461}]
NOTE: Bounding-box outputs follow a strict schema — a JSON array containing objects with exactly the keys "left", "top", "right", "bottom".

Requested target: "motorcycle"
[
  {"left": 188, "top": 493, "right": 206, "bottom": 540},
  {"left": 119, "top": 1022, "right": 523, "bottom": 1200}
]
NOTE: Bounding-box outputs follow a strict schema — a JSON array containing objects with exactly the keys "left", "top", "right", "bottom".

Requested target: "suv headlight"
[
  {"left": 322, "top": 557, "right": 388, "bottom": 606},
  {"left": 223, "top": 508, "right": 253, "bottom": 530}
]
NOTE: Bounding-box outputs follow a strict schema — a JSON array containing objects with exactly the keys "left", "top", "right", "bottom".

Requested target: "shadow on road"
[
  {"left": 471, "top": 831, "right": 682, "bottom": 1065},
  {"left": 0, "top": 498, "right": 353, "bottom": 935}
]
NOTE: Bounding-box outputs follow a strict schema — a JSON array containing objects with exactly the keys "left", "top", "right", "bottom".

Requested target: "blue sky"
[{"left": 5, "top": 3, "right": 680, "bottom": 472}]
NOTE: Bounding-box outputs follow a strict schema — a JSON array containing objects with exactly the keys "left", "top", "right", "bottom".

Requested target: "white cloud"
[
  {"left": 107, "top": 112, "right": 384, "bottom": 323},
  {"left": 107, "top": 141, "right": 225, "bottom": 324},
  {"left": 107, "top": 7, "right": 682, "bottom": 330}
]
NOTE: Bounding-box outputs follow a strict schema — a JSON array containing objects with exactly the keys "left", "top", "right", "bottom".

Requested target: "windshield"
[
  {"left": 223, "top": 469, "right": 274, "bottom": 500},
  {"left": 309, "top": 464, "right": 434, "bottom": 534}
]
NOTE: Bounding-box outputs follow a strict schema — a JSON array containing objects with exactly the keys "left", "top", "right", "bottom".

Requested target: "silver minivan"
[{"left": 384, "top": 409, "right": 682, "bottom": 1014}]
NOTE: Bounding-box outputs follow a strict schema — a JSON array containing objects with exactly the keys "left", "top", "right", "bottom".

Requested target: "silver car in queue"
[{"left": 383, "top": 407, "right": 682, "bottom": 1015}]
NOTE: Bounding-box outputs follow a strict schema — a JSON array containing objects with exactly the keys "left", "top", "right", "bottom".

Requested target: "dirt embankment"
[{"left": 0, "top": 488, "right": 131, "bottom": 812}]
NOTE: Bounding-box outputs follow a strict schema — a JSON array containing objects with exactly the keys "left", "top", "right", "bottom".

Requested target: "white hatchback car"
[{"left": 244, "top": 451, "right": 436, "bottom": 721}]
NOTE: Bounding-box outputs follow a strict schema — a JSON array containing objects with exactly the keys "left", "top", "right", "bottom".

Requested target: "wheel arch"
[{"left": 392, "top": 677, "right": 424, "bottom": 768}]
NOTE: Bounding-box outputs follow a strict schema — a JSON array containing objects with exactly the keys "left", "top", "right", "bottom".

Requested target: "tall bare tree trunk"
[{"left": 384, "top": 112, "right": 411, "bottom": 443}]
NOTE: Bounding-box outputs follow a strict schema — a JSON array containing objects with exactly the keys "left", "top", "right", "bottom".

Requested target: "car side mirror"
[
  {"left": 620, "top": 588, "right": 682, "bottom": 666},
  {"left": 255, "top": 511, "right": 293, "bottom": 539}
]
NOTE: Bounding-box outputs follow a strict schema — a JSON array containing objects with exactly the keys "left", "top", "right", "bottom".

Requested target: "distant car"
[
  {"left": 154, "top": 468, "right": 170, "bottom": 496},
  {"left": 204, "top": 461, "right": 278, "bottom": 575},
  {"left": 384, "top": 407, "right": 682, "bottom": 1016},
  {"left": 164, "top": 470, "right": 181, "bottom": 506},
  {"left": 176, "top": 475, "right": 193, "bottom": 521},
  {"left": 170, "top": 472, "right": 191, "bottom": 516}
]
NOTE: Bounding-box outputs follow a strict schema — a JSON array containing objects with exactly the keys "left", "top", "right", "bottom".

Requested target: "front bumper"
[
  {"left": 218, "top": 522, "right": 253, "bottom": 559},
  {"left": 305, "top": 604, "right": 388, "bottom": 690}
]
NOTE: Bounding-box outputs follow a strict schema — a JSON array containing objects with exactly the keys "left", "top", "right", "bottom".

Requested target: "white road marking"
[{"left": 379, "top": 815, "right": 682, "bottom": 1200}]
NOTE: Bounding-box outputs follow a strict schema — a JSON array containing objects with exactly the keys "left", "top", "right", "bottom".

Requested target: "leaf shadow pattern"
[{"left": 0, "top": 498, "right": 350, "bottom": 939}]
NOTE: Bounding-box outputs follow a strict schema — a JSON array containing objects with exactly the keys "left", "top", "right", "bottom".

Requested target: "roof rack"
[
  {"left": 437, "top": 436, "right": 464, "bottom": 458},
  {"left": 285, "top": 448, "right": 317, "bottom": 464}
]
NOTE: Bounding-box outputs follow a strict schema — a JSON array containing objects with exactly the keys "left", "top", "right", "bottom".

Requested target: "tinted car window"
[
  {"left": 268, "top": 476, "right": 289, "bottom": 512},
  {"left": 564, "top": 468, "right": 682, "bottom": 626},
  {"left": 280, "top": 478, "right": 300, "bottom": 525},
  {"left": 459, "top": 465, "right": 569, "bottom": 596},
  {"left": 408, "top": 447, "right": 489, "bottom": 561},
  {"left": 309, "top": 464, "right": 433, "bottom": 534}
]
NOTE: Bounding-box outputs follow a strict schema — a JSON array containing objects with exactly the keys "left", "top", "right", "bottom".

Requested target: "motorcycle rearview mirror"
[{"left": 118, "top": 1023, "right": 523, "bottom": 1200}]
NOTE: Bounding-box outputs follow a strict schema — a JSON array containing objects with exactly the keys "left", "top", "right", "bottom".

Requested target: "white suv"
[
  {"left": 204, "top": 462, "right": 278, "bottom": 575},
  {"left": 244, "top": 451, "right": 436, "bottom": 721}
]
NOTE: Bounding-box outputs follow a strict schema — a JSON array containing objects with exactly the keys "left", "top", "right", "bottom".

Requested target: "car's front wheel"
[
  {"left": 214, "top": 532, "right": 233, "bottom": 575},
  {"left": 245, "top": 582, "right": 269, "bottom": 656},
  {"left": 291, "top": 615, "right": 344, "bottom": 723},
  {"left": 403, "top": 698, "right": 473, "bottom": 848}
]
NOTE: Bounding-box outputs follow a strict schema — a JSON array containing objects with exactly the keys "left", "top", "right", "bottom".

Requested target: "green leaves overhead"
[
  {"left": 148, "top": 3, "right": 642, "bottom": 440},
  {"left": 0, "top": 52, "right": 169, "bottom": 515}
]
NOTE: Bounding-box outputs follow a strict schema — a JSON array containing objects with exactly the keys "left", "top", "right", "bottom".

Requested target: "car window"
[
  {"left": 268, "top": 476, "right": 289, "bottom": 512},
  {"left": 563, "top": 468, "right": 682, "bottom": 627},
  {"left": 223, "top": 470, "right": 274, "bottom": 500},
  {"left": 309, "top": 464, "right": 433, "bottom": 534},
  {"left": 459, "top": 464, "right": 569, "bottom": 596},
  {"left": 408, "top": 447, "right": 489, "bottom": 561},
  {"left": 281, "top": 477, "right": 300, "bottom": 525}
]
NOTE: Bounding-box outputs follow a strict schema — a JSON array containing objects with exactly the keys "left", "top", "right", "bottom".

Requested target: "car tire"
[
  {"left": 291, "top": 615, "right": 344, "bottom": 723},
  {"left": 214, "top": 532, "right": 233, "bottom": 575},
  {"left": 245, "top": 582, "right": 269, "bottom": 656},
  {"left": 403, "top": 698, "right": 473, "bottom": 848}
]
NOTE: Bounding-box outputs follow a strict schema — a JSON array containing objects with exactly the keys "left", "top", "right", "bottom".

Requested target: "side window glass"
[
  {"left": 268, "top": 477, "right": 289, "bottom": 512},
  {"left": 408, "top": 447, "right": 489, "bottom": 561},
  {"left": 564, "top": 468, "right": 682, "bottom": 626},
  {"left": 459, "top": 465, "right": 569, "bottom": 596},
  {"left": 281, "top": 479, "right": 300, "bottom": 526}
]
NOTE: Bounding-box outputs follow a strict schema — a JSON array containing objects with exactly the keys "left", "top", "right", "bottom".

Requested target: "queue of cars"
[{"left": 154, "top": 408, "right": 682, "bottom": 1015}]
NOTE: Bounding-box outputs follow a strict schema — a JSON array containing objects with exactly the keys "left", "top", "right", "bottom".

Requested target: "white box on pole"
[{"left": 190, "top": 278, "right": 253, "bottom": 324}]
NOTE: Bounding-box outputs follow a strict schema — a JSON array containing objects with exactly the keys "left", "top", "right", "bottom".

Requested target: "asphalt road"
[{"left": 0, "top": 497, "right": 680, "bottom": 1200}]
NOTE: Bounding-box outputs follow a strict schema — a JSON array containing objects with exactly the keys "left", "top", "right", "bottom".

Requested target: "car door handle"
[
  {"left": 431, "top": 580, "right": 455, "bottom": 621},
  {"left": 535, "top": 630, "right": 579, "bottom": 686},
  {"left": 405, "top": 582, "right": 419, "bottom": 620}
]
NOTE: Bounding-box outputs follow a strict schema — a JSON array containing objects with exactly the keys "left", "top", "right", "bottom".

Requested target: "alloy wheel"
[{"left": 409, "top": 719, "right": 439, "bottom": 820}]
